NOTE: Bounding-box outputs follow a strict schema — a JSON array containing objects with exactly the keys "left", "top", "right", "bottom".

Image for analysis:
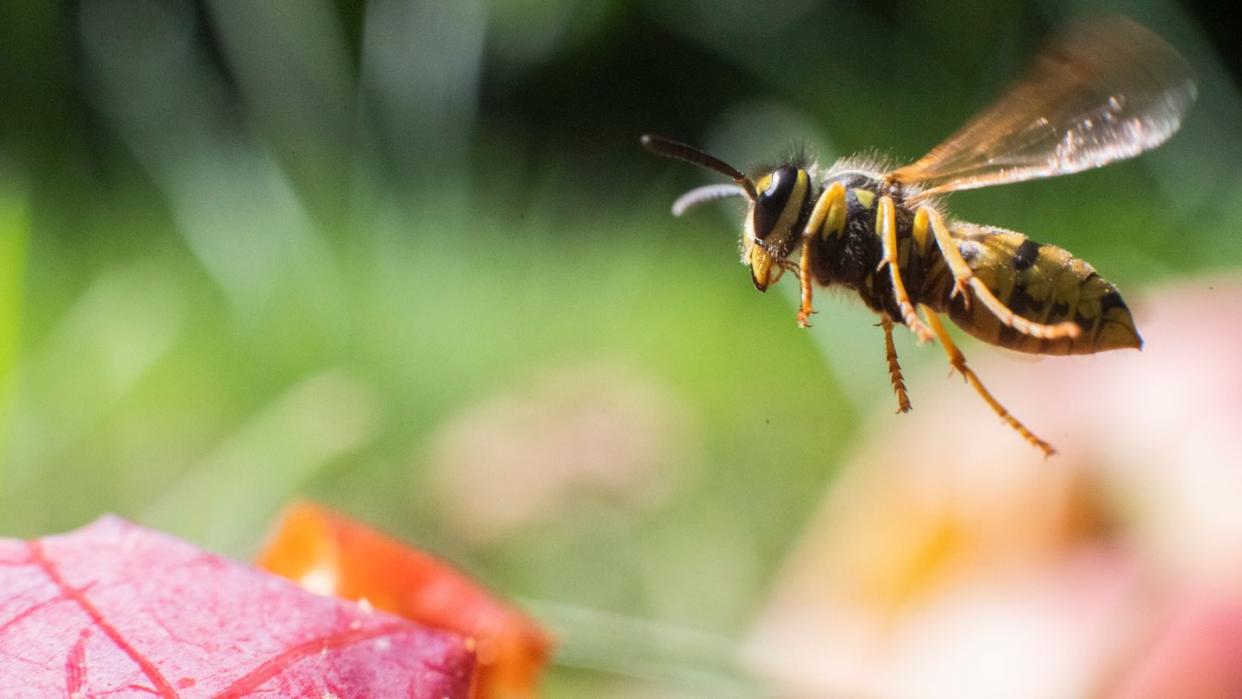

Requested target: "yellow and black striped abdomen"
[{"left": 936, "top": 223, "right": 1141, "bottom": 355}]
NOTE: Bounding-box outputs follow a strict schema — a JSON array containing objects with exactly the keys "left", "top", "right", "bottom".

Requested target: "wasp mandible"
[{"left": 643, "top": 17, "right": 1196, "bottom": 456}]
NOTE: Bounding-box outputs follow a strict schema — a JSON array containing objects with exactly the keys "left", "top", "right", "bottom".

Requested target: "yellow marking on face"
[
  {"left": 771, "top": 170, "right": 811, "bottom": 237},
  {"left": 749, "top": 244, "right": 777, "bottom": 288},
  {"left": 853, "top": 188, "right": 875, "bottom": 209}
]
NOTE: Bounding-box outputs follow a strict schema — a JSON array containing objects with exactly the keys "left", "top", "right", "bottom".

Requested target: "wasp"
[{"left": 642, "top": 18, "right": 1196, "bottom": 456}]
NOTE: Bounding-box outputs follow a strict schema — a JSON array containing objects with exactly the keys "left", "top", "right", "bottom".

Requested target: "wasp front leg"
[
  {"left": 796, "top": 182, "right": 847, "bottom": 328},
  {"left": 918, "top": 207, "right": 1080, "bottom": 341},
  {"left": 797, "top": 241, "right": 815, "bottom": 327}
]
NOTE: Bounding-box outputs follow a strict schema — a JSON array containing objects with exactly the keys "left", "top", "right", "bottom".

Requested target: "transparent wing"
[{"left": 890, "top": 17, "right": 1196, "bottom": 197}]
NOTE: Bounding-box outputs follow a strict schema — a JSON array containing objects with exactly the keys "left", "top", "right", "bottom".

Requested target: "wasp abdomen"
[{"left": 938, "top": 224, "right": 1141, "bottom": 355}]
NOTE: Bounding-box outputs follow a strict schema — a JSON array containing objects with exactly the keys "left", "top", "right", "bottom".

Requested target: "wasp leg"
[
  {"left": 796, "top": 182, "right": 847, "bottom": 328},
  {"left": 881, "top": 316, "right": 912, "bottom": 413},
  {"left": 797, "top": 240, "right": 815, "bottom": 327},
  {"left": 920, "top": 304, "right": 1056, "bottom": 457},
  {"left": 920, "top": 207, "right": 1080, "bottom": 341},
  {"left": 877, "top": 196, "right": 934, "bottom": 342}
]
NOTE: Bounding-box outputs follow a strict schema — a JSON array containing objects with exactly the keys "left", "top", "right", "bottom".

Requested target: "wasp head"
[
  {"left": 641, "top": 135, "right": 811, "bottom": 293},
  {"left": 743, "top": 165, "right": 811, "bottom": 291}
]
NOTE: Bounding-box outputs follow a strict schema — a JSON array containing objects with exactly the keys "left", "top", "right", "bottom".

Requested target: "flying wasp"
[{"left": 642, "top": 17, "right": 1196, "bottom": 456}]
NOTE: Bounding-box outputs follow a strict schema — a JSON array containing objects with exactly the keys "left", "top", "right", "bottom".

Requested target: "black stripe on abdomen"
[{"left": 1013, "top": 239, "right": 1041, "bottom": 271}]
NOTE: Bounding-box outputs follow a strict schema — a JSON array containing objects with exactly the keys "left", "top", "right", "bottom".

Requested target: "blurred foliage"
[{"left": 0, "top": 0, "right": 1239, "bottom": 695}]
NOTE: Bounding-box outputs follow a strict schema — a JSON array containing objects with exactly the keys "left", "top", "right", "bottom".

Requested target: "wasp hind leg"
[
  {"left": 881, "top": 316, "right": 912, "bottom": 413},
  {"left": 877, "top": 196, "right": 934, "bottom": 342},
  {"left": 918, "top": 206, "right": 1079, "bottom": 341},
  {"left": 795, "top": 182, "right": 847, "bottom": 328},
  {"left": 919, "top": 304, "right": 1056, "bottom": 457}
]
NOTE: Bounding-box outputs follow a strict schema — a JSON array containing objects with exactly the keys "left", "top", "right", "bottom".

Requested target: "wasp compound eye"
[{"left": 753, "top": 166, "right": 798, "bottom": 239}]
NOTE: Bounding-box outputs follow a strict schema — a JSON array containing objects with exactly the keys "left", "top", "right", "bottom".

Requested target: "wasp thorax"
[{"left": 745, "top": 165, "right": 810, "bottom": 291}]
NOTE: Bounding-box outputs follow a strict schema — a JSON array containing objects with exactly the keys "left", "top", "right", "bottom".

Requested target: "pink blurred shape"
[
  {"left": 747, "top": 280, "right": 1242, "bottom": 699},
  {"left": 1115, "top": 591, "right": 1242, "bottom": 699}
]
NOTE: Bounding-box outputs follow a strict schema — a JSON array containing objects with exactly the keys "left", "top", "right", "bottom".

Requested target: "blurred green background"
[{"left": 1, "top": 0, "right": 1239, "bottom": 695}]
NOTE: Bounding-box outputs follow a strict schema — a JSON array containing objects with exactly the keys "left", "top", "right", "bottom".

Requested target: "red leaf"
[
  {"left": 257, "top": 502, "right": 551, "bottom": 699},
  {"left": 0, "top": 516, "right": 476, "bottom": 697}
]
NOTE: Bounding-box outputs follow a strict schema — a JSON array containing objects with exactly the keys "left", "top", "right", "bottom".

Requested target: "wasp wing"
[{"left": 890, "top": 17, "right": 1196, "bottom": 198}]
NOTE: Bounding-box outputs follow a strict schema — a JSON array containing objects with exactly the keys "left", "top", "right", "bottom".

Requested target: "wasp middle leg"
[
  {"left": 920, "top": 303, "right": 1055, "bottom": 457},
  {"left": 878, "top": 196, "right": 934, "bottom": 342},
  {"left": 881, "top": 316, "right": 912, "bottom": 413},
  {"left": 918, "top": 207, "right": 1080, "bottom": 341}
]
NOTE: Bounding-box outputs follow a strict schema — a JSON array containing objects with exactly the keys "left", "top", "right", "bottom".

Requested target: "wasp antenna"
[
  {"left": 670, "top": 183, "right": 748, "bottom": 217},
  {"left": 641, "top": 134, "right": 757, "bottom": 200}
]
